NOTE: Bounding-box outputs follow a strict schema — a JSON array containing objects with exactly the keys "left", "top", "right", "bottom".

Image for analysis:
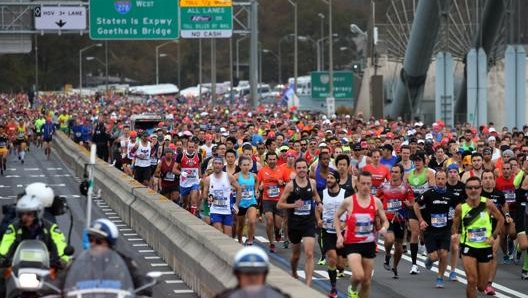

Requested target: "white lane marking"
[
  {"left": 53, "top": 174, "right": 71, "bottom": 177},
  {"left": 159, "top": 271, "right": 176, "bottom": 275},
  {"left": 24, "top": 168, "right": 40, "bottom": 171},
  {"left": 108, "top": 216, "right": 120, "bottom": 219},
  {"left": 105, "top": 212, "right": 117, "bottom": 215},
  {"left": 150, "top": 263, "right": 168, "bottom": 267},
  {"left": 101, "top": 208, "right": 113, "bottom": 212},
  {"left": 48, "top": 183, "right": 66, "bottom": 187},
  {"left": 114, "top": 223, "right": 126, "bottom": 227},
  {"left": 28, "top": 174, "right": 46, "bottom": 177},
  {"left": 296, "top": 271, "right": 325, "bottom": 280},
  {"left": 132, "top": 244, "right": 148, "bottom": 247},
  {"left": 173, "top": 290, "right": 194, "bottom": 294},
  {"left": 111, "top": 219, "right": 123, "bottom": 223},
  {"left": 119, "top": 228, "right": 133, "bottom": 232},
  {"left": 145, "top": 256, "right": 161, "bottom": 260},
  {"left": 123, "top": 233, "right": 138, "bottom": 236},
  {"left": 46, "top": 168, "right": 62, "bottom": 170},
  {"left": 165, "top": 280, "right": 184, "bottom": 284},
  {"left": 6, "top": 175, "right": 21, "bottom": 178},
  {"left": 138, "top": 250, "right": 155, "bottom": 253},
  {"left": 255, "top": 236, "right": 269, "bottom": 243},
  {"left": 127, "top": 238, "right": 143, "bottom": 241},
  {"left": 0, "top": 185, "right": 11, "bottom": 188}
]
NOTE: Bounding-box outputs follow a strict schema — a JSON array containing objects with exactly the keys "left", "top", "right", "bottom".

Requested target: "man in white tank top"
[
  {"left": 132, "top": 131, "right": 152, "bottom": 186},
  {"left": 203, "top": 157, "right": 241, "bottom": 235}
]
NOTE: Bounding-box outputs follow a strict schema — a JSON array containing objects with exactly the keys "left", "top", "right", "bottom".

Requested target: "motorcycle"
[
  {"left": 4, "top": 240, "right": 62, "bottom": 298},
  {"left": 63, "top": 247, "right": 159, "bottom": 298}
]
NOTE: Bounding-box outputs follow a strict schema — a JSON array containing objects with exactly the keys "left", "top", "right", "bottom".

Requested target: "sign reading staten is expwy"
[
  {"left": 180, "top": 0, "right": 232, "bottom": 38},
  {"left": 89, "top": 0, "right": 179, "bottom": 40}
]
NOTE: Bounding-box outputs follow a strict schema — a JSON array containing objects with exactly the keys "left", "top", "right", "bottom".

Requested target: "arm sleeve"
[{"left": 514, "top": 170, "right": 525, "bottom": 189}]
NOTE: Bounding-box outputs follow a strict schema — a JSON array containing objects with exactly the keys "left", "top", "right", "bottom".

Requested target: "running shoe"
[
  {"left": 425, "top": 257, "right": 433, "bottom": 270},
  {"left": 317, "top": 256, "right": 326, "bottom": 266},
  {"left": 337, "top": 269, "right": 345, "bottom": 278},
  {"left": 348, "top": 286, "right": 359, "bottom": 298},
  {"left": 245, "top": 240, "right": 253, "bottom": 246},
  {"left": 449, "top": 271, "right": 457, "bottom": 282},
  {"left": 436, "top": 277, "right": 444, "bottom": 288},
  {"left": 402, "top": 244, "right": 408, "bottom": 254},
  {"left": 21, "top": 159, "right": 24, "bottom": 164},
  {"left": 383, "top": 261, "right": 391, "bottom": 271},
  {"left": 392, "top": 268, "right": 399, "bottom": 279},
  {"left": 410, "top": 264, "right": 420, "bottom": 275},
  {"left": 274, "top": 228, "right": 282, "bottom": 242},
  {"left": 0, "top": 168, "right": 3, "bottom": 175},
  {"left": 328, "top": 288, "right": 338, "bottom": 298},
  {"left": 283, "top": 239, "right": 289, "bottom": 249},
  {"left": 483, "top": 284, "right": 495, "bottom": 295},
  {"left": 269, "top": 243, "right": 276, "bottom": 253},
  {"left": 419, "top": 244, "right": 427, "bottom": 256},
  {"left": 522, "top": 270, "right": 528, "bottom": 280},
  {"left": 503, "top": 256, "right": 512, "bottom": 265}
]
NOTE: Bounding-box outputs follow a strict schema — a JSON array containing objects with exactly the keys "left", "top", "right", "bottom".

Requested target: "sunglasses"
[
  {"left": 88, "top": 236, "right": 105, "bottom": 245},
  {"left": 19, "top": 211, "right": 35, "bottom": 217},
  {"left": 465, "top": 186, "right": 481, "bottom": 190}
]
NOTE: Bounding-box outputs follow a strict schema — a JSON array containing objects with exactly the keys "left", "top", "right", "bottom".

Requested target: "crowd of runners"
[{"left": 0, "top": 92, "right": 527, "bottom": 298}]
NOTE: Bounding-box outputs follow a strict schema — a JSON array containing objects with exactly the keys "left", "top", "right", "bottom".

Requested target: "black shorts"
[
  {"left": 513, "top": 213, "right": 527, "bottom": 235},
  {"left": 342, "top": 242, "right": 377, "bottom": 259},
  {"left": 150, "top": 165, "right": 158, "bottom": 176},
  {"left": 407, "top": 207, "right": 418, "bottom": 220},
  {"left": 424, "top": 230, "right": 451, "bottom": 253},
  {"left": 388, "top": 221, "right": 406, "bottom": 240},
  {"left": 262, "top": 200, "right": 284, "bottom": 216},
  {"left": 161, "top": 184, "right": 179, "bottom": 195},
  {"left": 134, "top": 166, "right": 152, "bottom": 182},
  {"left": 460, "top": 244, "right": 493, "bottom": 263},
  {"left": 238, "top": 204, "right": 258, "bottom": 216},
  {"left": 322, "top": 230, "right": 346, "bottom": 257},
  {"left": 288, "top": 225, "right": 316, "bottom": 244},
  {"left": 43, "top": 136, "right": 52, "bottom": 143},
  {"left": 36, "top": 132, "right": 42, "bottom": 136}
]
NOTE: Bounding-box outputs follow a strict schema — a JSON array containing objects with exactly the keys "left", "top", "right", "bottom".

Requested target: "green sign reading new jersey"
[
  {"left": 311, "top": 71, "right": 354, "bottom": 99},
  {"left": 89, "top": 0, "right": 179, "bottom": 40}
]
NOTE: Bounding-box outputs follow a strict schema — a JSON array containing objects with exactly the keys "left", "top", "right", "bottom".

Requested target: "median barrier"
[{"left": 54, "top": 131, "right": 324, "bottom": 298}]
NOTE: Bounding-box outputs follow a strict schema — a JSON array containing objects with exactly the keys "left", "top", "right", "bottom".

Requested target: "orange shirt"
[
  {"left": 363, "top": 164, "right": 391, "bottom": 189},
  {"left": 279, "top": 163, "right": 296, "bottom": 182},
  {"left": 257, "top": 166, "right": 284, "bottom": 201}
]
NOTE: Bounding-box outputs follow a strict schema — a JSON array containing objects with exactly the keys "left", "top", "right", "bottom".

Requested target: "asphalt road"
[
  {"left": 0, "top": 146, "right": 198, "bottom": 297},
  {"left": 2, "top": 145, "right": 527, "bottom": 297}
]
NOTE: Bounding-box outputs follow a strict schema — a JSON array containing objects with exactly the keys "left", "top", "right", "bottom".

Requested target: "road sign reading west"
[
  {"left": 311, "top": 71, "right": 354, "bottom": 99},
  {"left": 180, "top": 0, "right": 232, "bottom": 38},
  {"left": 89, "top": 0, "right": 179, "bottom": 40},
  {"left": 34, "top": 6, "right": 87, "bottom": 30}
]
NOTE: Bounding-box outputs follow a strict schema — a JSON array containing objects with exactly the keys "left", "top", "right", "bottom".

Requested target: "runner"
[
  {"left": 34, "top": 114, "right": 45, "bottom": 148},
  {"left": 15, "top": 120, "right": 27, "bottom": 164},
  {"left": 0, "top": 126, "right": 8, "bottom": 175},
  {"left": 234, "top": 157, "right": 259, "bottom": 245},
  {"left": 377, "top": 164, "right": 414, "bottom": 279},
  {"left": 131, "top": 131, "right": 152, "bottom": 186},
  {"left": 452, "top": 176, "right": 504, "bottom": 298},
  {"left": 363, "top": 149, "right": 390, "bottom": 196},
  {"left": 277, "top": 158, "right": 321, "bottom": 287},
  {"left": 155, "top": 147, "right": 179, "bottom": 203},
  {"left": 175, "top": 138, "right": 202, "bottom": 214},
  {"left": 414, "top": 169, "right": 458, "bottom": 288},
  {"left": 445, "top": 163, "right": 466, "bottom": 281},
  {"left": 41, "top": 117, "right": 55, "bottom": 161},
  {"left": 335, "top": 171, "right": 389, "bottom": 298},
  {"left": 461, "top": 153, "right": 484, "bottom": 183},
  {"left": 204, "top": 157, "right": 241, "bottom": 235}
]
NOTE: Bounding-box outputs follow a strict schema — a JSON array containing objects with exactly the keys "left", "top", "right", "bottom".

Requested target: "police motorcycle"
[
  {"left": 4, "top": 240, "right": 63, "bottom": 298},
  {"left": 62, "top": 247, "right": 160, "bottom": 298}
]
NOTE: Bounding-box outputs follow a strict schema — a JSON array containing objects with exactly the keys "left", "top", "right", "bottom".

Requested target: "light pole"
[
  {"left": 156, "top": 53, "right": 168, "bottom": 84},
  {"left": 156, "top": 40, "right": 178, "bottom": 85},
  {"left": 317, "top": 33, "right": 338, "bottom": 71},
  {"left": 286, "top": 0, "right": 298, "bottom": 94},
  {"left": 79, "top": 43, "right": 102, "bottom": 98},
  {"left": 262, "top": 49, "right": 279, "bottom": 83},
  {"left": 350, "top": 24, "right": 368, "bottom": 70},
  {"left": 236, "top": 35, "right": 249, "bottom": 79},
  {"left": 86, "top": 56, "right": 107, "bottom": 90},
  {"left": 318, "top": 13, "right": 325, "bottom": 71},
  {"left": 328, "top": 0, "right": 334, "bottom": 100}
]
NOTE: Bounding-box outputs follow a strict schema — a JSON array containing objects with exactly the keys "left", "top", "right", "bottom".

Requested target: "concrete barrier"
[{"left": 53, "top": 132, "right": 324, "bottom": 298}]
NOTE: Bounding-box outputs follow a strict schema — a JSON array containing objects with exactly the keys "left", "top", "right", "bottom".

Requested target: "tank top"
[
  {"left": 315, "top": 165, "right": 327, "bottom": 192},
  {"left": 160, "top": 156, "right": 178, "bottom": 187},
  {"left": 134, "top": 141, "right": 151, "bottom": 167},
  {"left": 287, "top": 179, "right": 315, "bottom": 227},
  {"left": 238, "top": 173, "right": 257, "bottom": 208},
  {"left": 180, "top": 152, "right": 200, "bottom": 187},
  {"left": 150, "top": 143, "right": 159, "bottom": 166},
  {"left": 339, "top": 175, "right": 356, "bottom": 196},
  {"left": 408, "top": 168, "right": 429, "bottom": 196},
  {"left": 209, "top": 172, "right": 232, "bottom": 215},
  {"left": 461, "top": 197, "right": 492, "bottom": 248},
  {"left": 322, "top": 189, "right": 347, "bottom": 234},
  {"left": 344, "top": 194, "right": 376, "bottom": 244},
  {"left": 0, "top": 134, "right": 7, "bottom": 148},
  {"left": 126, "top": 140, "right": 136, "bottom": 159},
  {"left": 357, "top": 155, "right": 368, "bottom": 170}
]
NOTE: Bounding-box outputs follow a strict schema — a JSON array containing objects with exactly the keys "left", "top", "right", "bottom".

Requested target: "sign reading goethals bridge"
[{"left": 89, "top": 0, "right": 179, "bottom": 40}]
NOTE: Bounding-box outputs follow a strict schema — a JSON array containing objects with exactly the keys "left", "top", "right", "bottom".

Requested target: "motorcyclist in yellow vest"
[
  {"left": 451, "top": 176, "right": 504, "bottom": 298},
  {"left": 0, "top": 194, "right": 68, "bottom": 289}
]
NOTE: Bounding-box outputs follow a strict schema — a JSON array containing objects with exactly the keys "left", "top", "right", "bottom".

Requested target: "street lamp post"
[
  {"left": 318, "top": 13, "right": 325, "bottom": 71},
  {"left": 236, "top": 35, "right": 249, "bottom": 79},
  {"left": 86, "top": 56, "right": 107, "bottom": 90},
  {"left": 286, "top": 0, "right": 298, "bottom": 94},
  {"left": 317, "top": 33, "right": 338, "bottom": 71},
  {"left": 262, "top": 49, "right": 279, "bottom": 83},
  {"left": 328, "top": 0, "right": 334, "bottom": 100},
  {"left": 79, "top": 43, "right": 102, "bottom": 98},
  {"left": 156, "top": 40, "right": 178, "bottom": 85}
]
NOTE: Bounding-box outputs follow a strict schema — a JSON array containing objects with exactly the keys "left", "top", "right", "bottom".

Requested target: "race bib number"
[
  {"left": 241, "top": 189, "right": 252, "bottom": 201},
  {"left": 0, "top": 141, "right": 6, "bottom": 147},
  {"left": 163, "top": 172, "right": 175, "bottom": 182},
  {"left": 185, "top": 169, "right": 198, "bottom": 179},
  {"left": 323, "top": 219, "right": 335, "bottom": 232},
  {"left": 386, "top": 199, "right": 402, "bottom": 212},
  {"left": 212, "top": 190, "right": 228, "bottom": 207},
  {"left": 75, "top": 132, "right": 82, "bottom": 137},
  {"left": 504, "top": 192, "right": 515, "bottom": 204},
  {"left": 430, "top": 213, "right": 447, "bottom": 228},
  {"left": 294, "top": 200, "right": 311, "bottom": 216},
  {"left": 355, "top": 220, "right": 373, "bottom": 236},
  {"left": 468, "top": 227, "right": 487, "bottom": 243},
  {"left": 267, "top": 185, "right": 280, "bottom": 198},
  {"left": 371, "top": 187, "right": 378, "bottom": 196},
  {"left": 448, "top": 207, "right": 455, "bottom": 220}
]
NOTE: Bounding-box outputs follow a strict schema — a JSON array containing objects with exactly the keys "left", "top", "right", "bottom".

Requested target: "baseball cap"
[
  {"left": 286, "top": 150, "right": 297, "bottom": 157},
  {"left": 129, "top": 130, "right": 137, "bottom": 137},
  {"left": 164, "top": 135, "right": 172, "bottom": 141},
  {"left": 487, "top": 136, "right": 496, "bottom": 142},
  {"left": 353, "top": 142, "right": 362, "bottom": 151},
  {"left": 279, "top": 145, "right": 289, "bottom": 152},
  {"left": 447, "top": 163, "right": 459, "bottom": 171},
  {"left": 417, "top": 139, "right": 425, "bottom": 144},
  {"left": 425, "top": 133, "right": 433, "bottom": 140},
  {"left": 503, "top": 149, "right": 514, "bottom": 158}
]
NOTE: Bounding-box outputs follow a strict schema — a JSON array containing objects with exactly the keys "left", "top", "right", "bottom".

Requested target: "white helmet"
[
  {"left": 233, "top": 246, "right": 269, "bottom": 274},
  {"left": 25, "top": 182, "right": 55, "bottom": 208},
  {"left": 16, "top": 194, "right": 44, "bottom": 219},
  {"left": 88, "top": 218, "right": 119, "bottom": 246}
]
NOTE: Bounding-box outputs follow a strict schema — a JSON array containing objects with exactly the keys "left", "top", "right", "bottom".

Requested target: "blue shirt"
[
  {"left": 380, "top": 155, "right": 398, "bottom": 169},
  {"left": 42, "top": 122, "right": 55, "bottom": 138}
]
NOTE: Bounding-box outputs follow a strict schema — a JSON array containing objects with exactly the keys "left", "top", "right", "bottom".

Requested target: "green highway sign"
[
  {"left": 311, "top": 71, "right": 354, "bottom": 99},
  {"left": 180, "top": 1, "right": 233, "bottom": 38},
  {"left": 89, "top": 0, "right": 179, "bottom": 40}
]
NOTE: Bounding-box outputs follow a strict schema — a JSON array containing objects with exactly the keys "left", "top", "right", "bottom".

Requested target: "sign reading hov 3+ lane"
[
  {"left": 34, "top": 6, "right": 87, "bottom": 30},
  {"left": 180, "top": 0, "right": 233, "bottom": 38},
  {"left": 89, "top": 0, "right": 179, "bottom": 40}
]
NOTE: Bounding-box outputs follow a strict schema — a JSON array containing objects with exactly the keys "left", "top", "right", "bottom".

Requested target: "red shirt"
[
  {"left": 495, "top": 175, "right": 516, "bottom": 204},
  {"left": 363, "top": 164, "right": 391, "bottom": 192},
  {"left": 344, "top": 195, "right": 377, "bottom": 244},
  {"left": 377, "top": 181, "right": 414, "bottom": 221},
  {"left": 257, "top": 166, "right": 284, "bottom": 201}
]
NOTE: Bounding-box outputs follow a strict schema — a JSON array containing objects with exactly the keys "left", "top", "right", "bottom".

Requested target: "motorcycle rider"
[
  {"left": 86, "top": 218, "right": 152, "bottom": 297},
  {"left": 214, "top": 246, "right": 291, "bottom": 298},
  {"left": 0, "top": 194, "right": 68, "bottom": 294}
]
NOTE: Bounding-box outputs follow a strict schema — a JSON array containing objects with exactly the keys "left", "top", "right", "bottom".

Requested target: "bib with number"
[
  {"left": 163, "top": 172, "right": 175, "bottom": 182},
  {"left": 386, "top": 199, "right": 402, "bottom": 212},
  {"left": 267, "top": 185, "right": 280, "bottom": 198},
  {"left": 355, "top": 220, "right": 373, "bottom": 236},
  {"left": 241, "top": 187, "right": 252, "bottom": 202},
  {"left": 504, "top": 191, "right": 515, "bottom": 204},
  {"left": 468, "top": 227, "right": 487, "bottom": 243},
  {"left": 323, "top": 219, "right": 335, "bottom": 232},
  {"left": 294, "top": 200, "right": 312, "bottom": 216},
  {"left": 430, "top": 213, "right": 447, "bottom": 228},
  {"left": 212, "top": 189, "right": 228, "bottom": 207}
]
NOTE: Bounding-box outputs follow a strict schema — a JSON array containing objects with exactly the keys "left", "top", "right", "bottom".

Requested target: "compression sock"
[
  {"left": 328, "top": 266, "right": 337, "bottom": 287},
  {"left": 410, "top": 243, "right": 418, "bottom": 265},
  {"left": 20, "top": 150, "right": 25, "bottom": 160},
  {"left": 524, "top": 251, "right": 528, "bottom": 271}
]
